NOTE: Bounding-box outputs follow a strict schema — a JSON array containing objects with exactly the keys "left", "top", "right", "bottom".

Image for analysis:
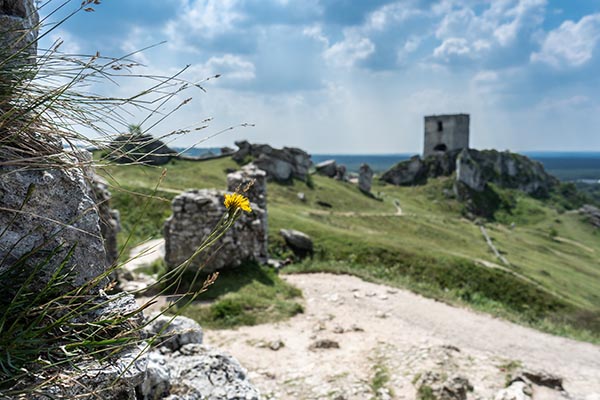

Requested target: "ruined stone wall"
[
  {"left": 164, "top": 165, "right": 268, "bottom": 274},
  {"left": 424, "top": 114, "right": 470, "bottom": 157}
]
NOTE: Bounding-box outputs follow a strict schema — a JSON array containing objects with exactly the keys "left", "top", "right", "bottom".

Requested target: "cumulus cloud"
[
  {"left": 324, "top": 33, "right": 375, "bottom": 68},
  {"left": 531, "top": 13, "right": 600, "bottom": 68},
  {"left": 432, "top": 0, "right": 546, "bottom": 62},
  {"left": 163, "top": 0, "right": 245, "bottom": 52},
  {"left": 190, "top": 54, "right": 256, "bottom": 82},
  {"left": 433, "top": 37, "right": 471, "bottom": 59}
]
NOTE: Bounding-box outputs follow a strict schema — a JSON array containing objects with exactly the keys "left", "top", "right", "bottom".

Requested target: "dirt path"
[{"left": 205, "top": 273, "right": 600, "bottom": 400}]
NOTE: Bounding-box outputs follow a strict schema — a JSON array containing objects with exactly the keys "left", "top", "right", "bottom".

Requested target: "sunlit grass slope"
[{"left": 99, "top": 157, "right": 600, "bottom": 341}]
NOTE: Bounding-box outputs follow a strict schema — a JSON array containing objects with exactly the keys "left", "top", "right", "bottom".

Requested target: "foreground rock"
[
  {"left": 232, "top": 140, "right": 312, "bottom": 182},
  {"left": 26, "top": 293, "right": 147, "bottom": 399},
  {"left": 0, "top": 153, "right": 109, "bottom": 293},
  {"left": 138, "top": 316, "right": 260, "bottom": 400},
  {"left": 90, "top": 174, "right": 121, "bottom": 266},
  {"left": 0, "top": 0, "right": 39, "bottom": 72}
]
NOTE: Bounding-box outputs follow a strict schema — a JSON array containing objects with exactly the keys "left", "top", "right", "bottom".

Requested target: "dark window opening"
[
  {"left": 437, "top": 121, "right": 443, "bottom": 131},
  {"left": 433, "top": 143, "right": 447, "bottom": 152}
]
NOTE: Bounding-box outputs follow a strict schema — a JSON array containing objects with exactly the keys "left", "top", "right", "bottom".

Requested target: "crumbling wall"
[{"left": 164, "top": 165, "right": 268, "bottom": 274}]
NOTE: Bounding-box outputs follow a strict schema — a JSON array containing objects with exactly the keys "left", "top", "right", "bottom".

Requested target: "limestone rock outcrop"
[
  {"left": 579, "top": 204, "right": 600, "bottom": 228},
  {"left": 279, "top": 228, "right": 313, "bottom": 258},
  {"left": 109, "top": 133, "right": 177, "bottom": 166},
  {"left": 455, "top": 149, "right": 558, "bottom": 197},
  {"left": 232, "top": 140, "right": 311, "bottom": 182},
  {"left": 316, "top": 159, "right": 337, "bottom": 177},
  {"left": 381, "top": 149, "right": 559, "bottom": 217},
  {"left": 90, "top": 173, "right": 121, "bottom": 266},
  {"left": 358, "top": 163, "right": 373, "bottom": 193},
  {"left": 136, "top": 315, "right": 260, "bottom": 400},
  {"left": 0, "top": 0, "right": 39, "bottom": 68},
  {"left": 0, "top": 155, "right": 109, "bottom": 294}
]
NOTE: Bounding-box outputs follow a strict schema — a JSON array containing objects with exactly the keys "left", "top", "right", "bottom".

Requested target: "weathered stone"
[
  {"left": 297, "top": 192, "right": 306, "bottom": 202},
  {"left": 520, "top": 370, "right": 564, "bottom": 391},
  {"left": 279, "top": 228, "right": 313, "bottom": 258},
  {"left": 335, "top": 164, "right": 347, "bottom": 181},
  {"left": 358, "top": 163, "right": 373, "bottom": 193},
  {"left": 227, "top": 163, "right": 267, "bottom": 210},
  {"left": 316, "top": 159, "right": 337, "bottom": 177},
  {"left": 233, "top": 140, "right": 312, "bottom": 182},
  {"left": 165, "top": 344, "right": 261, "bottom": 400},
  {"left": 380, "top": 155, "right": 427, "bottom": 186},
  {"left": 455, "top": 149, "right": 558, "bottom": 196},
  {"left": 580, "top": 204, "right": 600, "bottom": 228},
  {"left": 424, "top": 114, "right": 470, "bottom": 158},
  {"left": 415, "top": 371, "right": 472, "bottom": 400},
  {"left": 137, "top": 351, "right": 171, "bottom": 400},
  {"left": 0, "top": 155, "right": 109, "bottom": 294},
  {"left": 109, "top": 133, "right": 177, "bottom": 166},
  {"left": 164, "top": 188, "right": 267, "bottom": 274},
  {"left": 144, "top": 315, "right": 204, "bottom": 351},
  {"left": 90, "top": 173, "right": 121, "bottom": 266},
  {"left": 0, "top": 0, "right": 39, "bottom": 70},
  {"left": 494, "top": 380, "right": 531, "bottom": 400},
  {"left": 309, "top": 339, "right": 340, "bottom": 350}
]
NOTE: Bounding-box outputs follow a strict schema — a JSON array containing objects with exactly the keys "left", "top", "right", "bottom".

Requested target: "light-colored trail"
[{"left": 205, "top": 273, "right": 600, "bottom": 400}]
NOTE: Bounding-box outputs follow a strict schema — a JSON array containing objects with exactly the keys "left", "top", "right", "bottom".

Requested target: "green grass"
[
  {"left": 98, "top": 156, "right": 600, "bottom": 341},
  {"left": 170, "top": 262, "right": 303, "bottom": 329}
]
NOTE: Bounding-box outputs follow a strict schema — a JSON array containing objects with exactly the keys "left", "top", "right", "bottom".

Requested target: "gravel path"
[{"left": 205, "top": 273, "right": 600, "bottom": 400}]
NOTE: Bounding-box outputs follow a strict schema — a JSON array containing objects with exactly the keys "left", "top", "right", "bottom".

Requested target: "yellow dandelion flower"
[{"left": 224, "top": 193, "right": 252, "bottom": 213}]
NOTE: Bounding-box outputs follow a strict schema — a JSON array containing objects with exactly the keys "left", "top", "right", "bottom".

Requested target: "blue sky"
[{"left": 40, "top": 0, "right": 600, "bottom": 154}]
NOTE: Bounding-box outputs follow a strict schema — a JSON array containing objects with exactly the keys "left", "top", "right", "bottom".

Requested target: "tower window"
[
  {"left": 437, "top": 121, "right": 443, "bottom": 131},
  {"left": 433, "top": 143, "right": 447, "bottom": 152}
]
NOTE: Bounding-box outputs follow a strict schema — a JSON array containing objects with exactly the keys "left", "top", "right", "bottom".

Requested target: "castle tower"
[{"left": 423, "top": 114, "right": 469, "bottom": 157}]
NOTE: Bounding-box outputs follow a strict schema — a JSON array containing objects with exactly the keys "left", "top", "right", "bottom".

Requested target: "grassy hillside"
[{"left": 98, "top": 156, "right": 600, "bottom": 342}]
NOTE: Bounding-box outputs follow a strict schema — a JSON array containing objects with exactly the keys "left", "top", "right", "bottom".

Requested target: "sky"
[{"left": 38, "top": 0, "right": 600, "bottom": 154}]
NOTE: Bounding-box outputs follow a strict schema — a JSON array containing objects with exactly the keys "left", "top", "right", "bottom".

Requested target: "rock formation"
[
  {"left": 455, "top": 149, "right": 558, "bottom": 197},
  {"left": 0, "top": 0, "right": 39, "bottom": 70},
  {"left": 109, "top": 133, "right": 178, "bottom": 166},
  {"left": 279, "top": 228, "right": 313, "bottom": 258},
  {"left": 579, "top": 204, "right": 600, "bottom": 228},
  {"left": 232, "top": 140, "right": 312, "bottom": 182},
  {"left": 316, "top": 159, "right": 337, "bottom": 177},
  {"left": 90, "top": 173, "right": 121, "bottom": 266},
  {"left": 0, "top": 152, "right": 109, "bottom": 293},
  {"left": 358, "top": 163, "right": 374, "bottom": 193},
  {"left": 164, "top": 165, "right": 268, "bottom": 274},
  {"left": 381, "top": 149, "right": 559, "bottom": 217},
  {"left": 334, "top": 164, "right": 347, "bottom": 181}
]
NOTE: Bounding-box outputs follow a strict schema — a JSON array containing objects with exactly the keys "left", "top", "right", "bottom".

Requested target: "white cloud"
[
  {"left": 432, "top": 0, "right": 546, "bottom": 60},
  {"left": 186, "top": 54, "right": 255, "bottom": 82},
  {"left": 324, "top": 33, "right": 375, "bottom": 68},
  {"left": 531, "top": 13, "right": 600, "bottom": 67},
  {"left": 365, "top": 1, "right": 423, "bottom": 31},
  {"left": 164, "top": 0, "right": 244, "bottom": 49},
  {"left": 433, "top": 37, "right": 471, "bottom": 59},
  {"left": 303, "top": 25, "right": 329, "bottom": 47}
]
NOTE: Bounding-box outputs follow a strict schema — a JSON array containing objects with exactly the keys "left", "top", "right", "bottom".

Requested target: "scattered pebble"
[{"left": 309, "top": 339, "right": 340, "bottom": 350}]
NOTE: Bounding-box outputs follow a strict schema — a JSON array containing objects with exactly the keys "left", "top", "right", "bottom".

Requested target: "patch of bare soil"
[{"left": 205, "top": 273, "right": 600, "bottom": 400}]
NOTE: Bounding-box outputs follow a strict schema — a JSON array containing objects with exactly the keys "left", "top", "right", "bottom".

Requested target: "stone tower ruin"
[{"left": 423, "top": 114, "right": 469, "bottom": 157}]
